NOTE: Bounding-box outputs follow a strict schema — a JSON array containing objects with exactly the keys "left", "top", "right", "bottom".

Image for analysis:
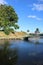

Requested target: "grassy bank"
[{"left": 0, "top": 31, "right": 28, "bottom": 40}]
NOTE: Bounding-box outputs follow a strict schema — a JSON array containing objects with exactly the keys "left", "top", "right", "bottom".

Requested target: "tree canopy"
[
  {"left": 27, "top": 30, "right": 29, "bottom": 32},
  {"left": 0, "top": 4, "right": 19, "bottom": 34},
  {"left": 35, "top": 28, "right": 40, "bottom": 34}
]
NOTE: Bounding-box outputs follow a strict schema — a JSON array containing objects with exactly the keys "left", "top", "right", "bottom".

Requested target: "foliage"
[
  {"left": 27, "top": 30, "right": 29, "bottom": 32},
  {"left": 0, "top": 4, "right": 19, "bottom": 34},
  {"left": 35, "top": 28, "right": 40, "bottom": 33},
  {"left": 4, "top": 27, "right": 10, "bottom": 35}
]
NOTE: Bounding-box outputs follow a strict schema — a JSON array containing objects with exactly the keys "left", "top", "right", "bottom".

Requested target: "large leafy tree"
[{"left": 0, "top": 4, "right": 19, "bottom": 34}]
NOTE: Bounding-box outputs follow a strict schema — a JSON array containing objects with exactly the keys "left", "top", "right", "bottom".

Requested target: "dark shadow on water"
[{"left": 0, "top": 41, "right": 18, "bottom": 65}]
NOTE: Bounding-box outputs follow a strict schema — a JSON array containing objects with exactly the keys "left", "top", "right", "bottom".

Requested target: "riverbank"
[{"left": 0, "top": 31, "right": 27, "bottom": 40}]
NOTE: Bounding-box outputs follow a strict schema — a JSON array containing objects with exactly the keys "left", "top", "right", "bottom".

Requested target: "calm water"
[{"left": 0, "top": 39, "right": 43, "bottom": 65}]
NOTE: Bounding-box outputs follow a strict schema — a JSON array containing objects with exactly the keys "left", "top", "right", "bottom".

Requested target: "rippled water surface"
[{"left": 0, "top": 39, "right": 43, "bottom": 65}]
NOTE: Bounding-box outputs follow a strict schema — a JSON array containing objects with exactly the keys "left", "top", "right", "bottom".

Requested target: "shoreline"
[
  {"left": 0, "top": 37, "right": 23, "bottom": 40},
  {"left": 0, "top": 37, "right": 43, "bottom": 41}
]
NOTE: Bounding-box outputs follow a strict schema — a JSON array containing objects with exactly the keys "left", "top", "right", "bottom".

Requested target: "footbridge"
[
  {"left": 21, "top": 35, "right": 29, "bottom": 41},
  {"left": 22, "top": 34, "right": 43, "bottom": 41}
]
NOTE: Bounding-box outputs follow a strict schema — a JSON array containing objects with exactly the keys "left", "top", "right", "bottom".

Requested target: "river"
[{"left": 0, "top": 39, "right": 43, "bottom": 65}]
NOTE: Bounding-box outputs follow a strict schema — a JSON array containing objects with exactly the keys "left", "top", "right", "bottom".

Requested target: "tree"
[
  {"left": 35, "top": 28, "right": 40, "bottom": 34},
  {"left": 27, "top": 30, "right": 29, "bottom": 34},
  {"left": 0, "top": 4, "right": 19, "bottom": 34},
  {"left": 27, "top": 30, "right": 29, "bottom": 32}
]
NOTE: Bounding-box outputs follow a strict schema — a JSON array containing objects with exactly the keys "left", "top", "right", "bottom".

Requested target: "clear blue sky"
[{"left": 2, "top": 0, "right": 43, "bottom": 32}]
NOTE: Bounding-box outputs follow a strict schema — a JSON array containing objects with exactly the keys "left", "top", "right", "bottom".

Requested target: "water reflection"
[
  {"left": 0, "top": 40, "right": 18, "bottom": 65},
  {"left": 0, "top": 40, "right": 43, "bottom": 65},
  {"left": 29, "top": 38, "right": 43, "bottom": 44}
]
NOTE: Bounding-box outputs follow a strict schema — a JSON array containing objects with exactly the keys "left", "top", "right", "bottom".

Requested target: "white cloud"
[
  {"left": 32, "top": 3, "right": 43, "bottom": 11},
  {"left": 28, "top": 15, "right": 41, "bottom": 21},
  {"left": 28, "top": 15, "right": 36, "bottom": 18},
  {"left": 0, "top": 0, "right": 7, "bottom": 4}
]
